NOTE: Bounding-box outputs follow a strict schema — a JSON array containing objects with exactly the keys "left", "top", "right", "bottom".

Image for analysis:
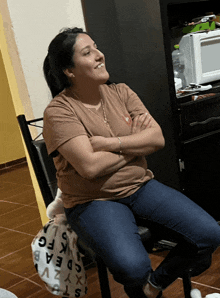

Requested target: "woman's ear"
[{"left": 63, "top": 68, "right": 75, "bottom": 78}]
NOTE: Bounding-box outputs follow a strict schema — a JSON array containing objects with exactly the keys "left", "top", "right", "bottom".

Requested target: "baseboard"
[{"left": 0, "top": 157, "right": 27, "bottom": 173}]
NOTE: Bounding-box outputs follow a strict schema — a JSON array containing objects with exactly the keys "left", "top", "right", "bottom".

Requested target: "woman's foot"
[{"left": 143, "top": 282, "right": 161, "bottom": 298}]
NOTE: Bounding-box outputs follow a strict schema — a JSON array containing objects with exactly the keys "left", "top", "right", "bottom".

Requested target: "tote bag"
[{"left": 31, "top": 217, "right": 88, "bottom": 297}]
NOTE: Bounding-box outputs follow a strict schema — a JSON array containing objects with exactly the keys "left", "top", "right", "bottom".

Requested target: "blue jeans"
[{"left": 65, "top": 179, "right": 220, "bottom": 297}]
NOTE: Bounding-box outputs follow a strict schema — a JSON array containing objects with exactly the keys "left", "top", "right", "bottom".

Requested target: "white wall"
[{"left": 7, "top": 0, "right": 86, "bottom": 118}]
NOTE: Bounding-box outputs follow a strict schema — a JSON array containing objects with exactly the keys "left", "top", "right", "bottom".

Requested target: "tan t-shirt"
[{"left": 43, "top": 83, "right": 154, "bottom": 208}]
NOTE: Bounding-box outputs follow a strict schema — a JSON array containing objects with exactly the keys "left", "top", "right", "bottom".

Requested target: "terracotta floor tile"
[
  {"left": 13, "top": 217, "right": 42, "bottom": 236},
  {"left": 7, "top": 279, "right": 42, "bottom": 298},
  {"left": 0, "top": 230, "right": 33, "bottom": 258},
  {"left": 0, "top": 201, "right": 25, "bottom": 216},
  {"left": 192, "top": 272, "right": 220, "bottom": 291},
  {"left": 163, "top": 279, "right": 185, "bottom": 298},
  {"left": 0, "top": 268, "right": 24, "bottom": 289},
  {"left": 0, "top": 244, "right": 36, "bottom": 278},
  {"left": 0, "top": 227, "right": 7, "bottom": 235},
  {"left": 29, "top": 200, "right": 38, "bottom": 207},
  {"left": 25, "top": 288, "right": 60, "bottom": 298},
  {"left": 0, "top": 182, "right": 33, "bottom": 201},
  {"left": 191, "top": 247, "right": 220, "bottom": 289},
  {"left": 0, "top": 166, "right": 32, "bottom": 185},
  {"left": 1, "top": 188, "right": 37, "bottom": 206},
  {"left": 0, "top": 206, "right": 40, "bottom": 229},
  {"left": 28, "top": 273, "right": 45, "bottom": 288}
]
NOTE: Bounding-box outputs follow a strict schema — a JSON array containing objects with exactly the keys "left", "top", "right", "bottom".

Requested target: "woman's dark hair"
[{"left": 43, "top": 27, "right": 88, "bottom": 98}]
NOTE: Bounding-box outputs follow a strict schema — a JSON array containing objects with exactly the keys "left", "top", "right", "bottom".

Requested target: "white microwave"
[{"left": 179, "top": 29, "right": 220, "bottom": 86}]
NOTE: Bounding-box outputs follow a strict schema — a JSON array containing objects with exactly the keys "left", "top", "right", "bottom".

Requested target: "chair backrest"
[
  {"left": 17, "top": 114, "right": 57, "bottom": 207},
  {"left": 33, "top": 139, "right": 57, "bottom": 198}
]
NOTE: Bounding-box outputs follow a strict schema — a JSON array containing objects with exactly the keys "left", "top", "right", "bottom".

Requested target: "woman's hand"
[{"left": 131, "top": 113, "right": 153, "bottom": 134}]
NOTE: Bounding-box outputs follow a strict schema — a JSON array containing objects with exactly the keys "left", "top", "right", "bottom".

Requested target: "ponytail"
[
  {"left": 43, "top": 27, "right": 87, "bottom": 98},
  {"left": 43, "top": 54, "right": 70, "bottom": 98}
]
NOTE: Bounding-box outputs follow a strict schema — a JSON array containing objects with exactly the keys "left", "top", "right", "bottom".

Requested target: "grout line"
[
  {"left": 0, "top": 268, "right": 47, "bottom": 296},
  {"left": 1, "top": 180, "right": 33, "bottom": 187},
  {"left": 0, "top": 200, "right": 37, "bottom": 207},
  {"left": 0, "top": 268, "right": 26, "bottom": 282},
  {"left": 0, "top": 202, "right": 38, "bottom": 217},
  {"left": 10, "top": 216, "right": 42, "bottom": 230},
  {"left": 26, "top": 289, "right": 45, "bottom": 298},
  {"left": 7, "top": 276, "right": 43, "bottom": 292},
  {"left": 0, "top": 200, "right": 38, "bottom": 211},
  {"left": 177, "top": 278, "right": 220, "bottom": 292},
  {"left": 0, "top": 184, "right": 33, "bottom": 193},
  {"left": 0, "top": 244, "right": 32, "bottom": 260},
  {"left": 0, "top": 268, "right": 42, "bottom": 286},
  {"left": 0, "top": 216, "right": 41, "bottom": 239},
  {"left": 0, "top": 187, "right": 34, "bottom": 203},
  {"left": 28, "top": 272, "right": 40, "bottom": 279},
  {"left": 191, "top": 280, "right": 220, "bottom": 292},
  {"left": 0, "top": 199, "right": 35, "bottom": 206},
  {"left": 0, "top": 226, "right": 38, "bottom": 237}
]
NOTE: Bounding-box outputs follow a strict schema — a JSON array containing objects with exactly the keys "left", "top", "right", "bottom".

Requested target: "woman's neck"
[{"left": 69, "top": 82, "right": 102, "bottom": 106}]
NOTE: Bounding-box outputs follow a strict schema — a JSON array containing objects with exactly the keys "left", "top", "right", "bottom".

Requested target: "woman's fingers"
[
  {"left": 131, "top": 113, "right": 152, "bottom": 134},
  {"left": 131, "top": 115, "right": 140, "bottom": 134},
  {"left": 140, "top": 113, "right": 152, "bottom": 129}
]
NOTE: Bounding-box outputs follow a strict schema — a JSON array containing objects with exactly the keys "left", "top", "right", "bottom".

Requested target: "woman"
[{"left": 43, "top": 27, "right": 220, "bottom": 298}]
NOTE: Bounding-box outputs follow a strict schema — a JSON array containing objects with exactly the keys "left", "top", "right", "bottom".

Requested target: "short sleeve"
[
  {"left": 115, "top": 83, "right": 149, "bottom": 119},
  {"left": 43, "top": 100, "right": 87, "bottom": 156}
]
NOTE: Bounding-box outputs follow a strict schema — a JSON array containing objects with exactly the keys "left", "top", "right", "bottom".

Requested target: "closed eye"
[{"left": 82, "top": 43, "right": 98, "bottom": 56}]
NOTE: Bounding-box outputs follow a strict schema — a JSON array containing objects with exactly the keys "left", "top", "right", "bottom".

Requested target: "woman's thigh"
[
  {"left": 129, "top": 179, "right": 220, "bottom": 251},
  {"left": 65, "top": 200, "right": 152, "bottom": 285}
]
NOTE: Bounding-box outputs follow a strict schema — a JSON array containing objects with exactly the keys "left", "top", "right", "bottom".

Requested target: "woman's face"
[{"left": 72, "top": 33, "right": 109, "bottom": 85}]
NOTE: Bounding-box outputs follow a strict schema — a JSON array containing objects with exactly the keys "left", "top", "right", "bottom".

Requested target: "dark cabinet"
[
  {"left": 182, "top": 134, "right": 220, "bottom": 220},
  {"left": 82, "top": 0, "right": 220, "bottom": 220}
]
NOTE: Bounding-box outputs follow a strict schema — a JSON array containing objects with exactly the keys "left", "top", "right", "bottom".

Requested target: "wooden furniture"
[{"left": 82, "top": 0, "right": 220, "bottom": 221}]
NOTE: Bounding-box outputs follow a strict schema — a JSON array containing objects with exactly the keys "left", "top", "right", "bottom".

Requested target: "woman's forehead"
[{"left": 74, "top": 34, "right": 94, "bottom": 51}]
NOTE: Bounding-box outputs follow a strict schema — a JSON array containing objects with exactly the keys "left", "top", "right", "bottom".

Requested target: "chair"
[{"left": 17, "top": 114, "right": 192, "bottom": 298}]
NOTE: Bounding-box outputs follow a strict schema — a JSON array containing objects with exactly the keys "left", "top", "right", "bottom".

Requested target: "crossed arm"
[{"left": 57, "top": 113, "right": 165, "bottom": 180}]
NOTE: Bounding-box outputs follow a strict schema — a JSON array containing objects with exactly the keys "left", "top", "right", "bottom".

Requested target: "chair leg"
[
  {"left": 96, "top": 257, "right": 112, "bottom": 298},
  {"left": 182, "top": 272, "right": 192, "bottom": 298}
]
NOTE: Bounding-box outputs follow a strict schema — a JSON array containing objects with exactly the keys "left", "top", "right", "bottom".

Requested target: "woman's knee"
[
  {"left": 197, "top": 219, "right": 220, "bottom": 251},
  {"left": 206, "top": 225, "right": 220, "bottom": 251},
  {"left": 109, "top": 251, "right": 151, "bottom": 286}
]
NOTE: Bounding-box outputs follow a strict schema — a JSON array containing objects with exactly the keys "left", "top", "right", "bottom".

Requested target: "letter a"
[{"left": 46, "top": 252, "right": 54, "bottom": 264}]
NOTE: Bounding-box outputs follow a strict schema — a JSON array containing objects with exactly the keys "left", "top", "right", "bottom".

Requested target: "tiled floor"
[{"left": 0, "top": 162, "right": 220, "bottom": 298}]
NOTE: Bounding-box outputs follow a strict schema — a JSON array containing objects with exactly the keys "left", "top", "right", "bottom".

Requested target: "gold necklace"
[
  {"left": 100, "top": 98, "right": 108, "bottom": 125},
  {"left": 86, "top": 98, "right": 109, "bottom": 127},
  {"left": 69, "top": 88, "right": 109, "bottom": 125}
]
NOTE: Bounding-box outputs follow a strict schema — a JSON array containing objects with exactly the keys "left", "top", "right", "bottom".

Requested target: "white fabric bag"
[{"left": 31, "top": 212, "right": 88, "bottom": 297}]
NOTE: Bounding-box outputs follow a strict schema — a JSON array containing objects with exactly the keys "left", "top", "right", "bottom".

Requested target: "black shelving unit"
[
  {"left": 160, "top": 0, "right": 220, "bottom": 221},
  {"left": 82, "top": 0, "right": 220, "bottom": 220}
]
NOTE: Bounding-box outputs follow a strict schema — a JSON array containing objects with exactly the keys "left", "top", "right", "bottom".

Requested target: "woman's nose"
[{"left": 95, "top": 49, "right": 104, "bottom": 60}]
